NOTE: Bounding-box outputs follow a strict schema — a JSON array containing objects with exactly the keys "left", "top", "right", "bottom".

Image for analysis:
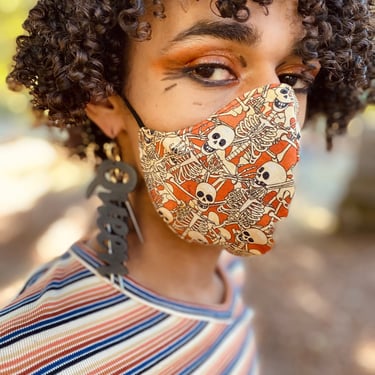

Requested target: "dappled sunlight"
[
  {"left": 284, "top": 201, "right": 338, "bottom": 234},
  {"left": 355, "top": 340, "right": 375, "bottom": 373},
  {"left": 363, "top": 106, "right": 375, "bottom": 130},
  {"left": 0, "top": 134, "right": 94, "bottom": 308},
  {"left": 4, "top": 92, "right": 29, "bottom": 115},
  {"left": 36, "top": 205, "right": 92, "bottom": 263},
  {"left": 0, "top": 137, "right": 93, "bottom": 215},
  {"left": 0, "top": 137, "right": 57, "bottom": 173},
  {"left": 302, "top": 206, "right": 338, "bottom": 233},
  {"left": 290, "top": 283, "right": 331, "bottom": 320},
  {"left": 291, "top": 245, "right": 326, "bottom": 274},
  {"left": 0, "top": 279, "right": 25, "bottom": 309},
  {"left": 0, "top": 172, "right": 51, "bottom": 216},
  {"left": 0, "top": 138, "right": 57, "bottom": 215},
  {"left": 347, "top": 116, "right": 366, "bottom": 137},
  {"left": 48, "top": 157, "right": 93, "bottom": 192}
]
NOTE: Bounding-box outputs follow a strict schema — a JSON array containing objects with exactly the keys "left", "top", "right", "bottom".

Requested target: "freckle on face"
[
  {"left": 239, "top": 55, "right": 247, "bottom": 68},
  {"left": 164, "top": 83, "right": 177, "bottom": 92}
]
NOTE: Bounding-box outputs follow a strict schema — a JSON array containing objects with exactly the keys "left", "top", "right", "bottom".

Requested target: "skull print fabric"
[{"left": 138, "top": 84, "right": 300, "bottom": 256}]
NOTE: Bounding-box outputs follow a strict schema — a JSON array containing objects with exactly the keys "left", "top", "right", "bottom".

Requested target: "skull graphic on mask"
[
  {"left": 255, "top": 161, "right": 287, "bottom": 188},
  {"left": 195, "top": 182, "right": 217, "bottom": 211},
  {"left": 274, "top": 86, "right": 295, "bottom": 110},
  {"left": 203, "top": 125, "right": 235, "bottom": 154}
]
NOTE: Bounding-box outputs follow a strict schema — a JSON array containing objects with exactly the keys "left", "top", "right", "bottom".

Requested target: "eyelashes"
[
  {"left": 182, "top": 63, "right": 237, "bottom": 86},
  {"left": 163, "top": 63, "right": 238, "bottom": 87},
  {"left": 162, "top": 60, "right": 317, "bottom": 93},
  {"left": 278, "top": 73, "right": 315, "bottom": 94}
]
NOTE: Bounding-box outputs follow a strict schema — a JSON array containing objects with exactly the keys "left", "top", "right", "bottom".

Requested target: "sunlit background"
[{"left": 0, "top": 2, "right": 374, "bottom": 375}]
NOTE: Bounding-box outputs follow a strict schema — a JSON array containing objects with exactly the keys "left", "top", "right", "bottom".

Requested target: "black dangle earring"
[{"left": 86, "top": 142, "right": 143, "bottom": 279}]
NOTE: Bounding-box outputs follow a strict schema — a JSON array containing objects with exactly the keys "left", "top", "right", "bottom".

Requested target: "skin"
[{"left": 86, "top": 0, "right": 319, "bottom": 305}]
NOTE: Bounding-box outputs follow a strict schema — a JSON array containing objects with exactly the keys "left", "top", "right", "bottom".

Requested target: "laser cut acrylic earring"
[{"left": 86, "top": 142, "right": 143, "bottom": 281}]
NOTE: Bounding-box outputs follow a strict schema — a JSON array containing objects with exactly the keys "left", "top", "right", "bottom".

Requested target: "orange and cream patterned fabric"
[{"left": 138, "top": 83, "right": 300, "bottom": 256}]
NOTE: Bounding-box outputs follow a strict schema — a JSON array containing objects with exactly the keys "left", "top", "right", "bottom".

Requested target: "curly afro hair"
[{"left": 7, "top": 0, "right": 375, "bottom": 156}]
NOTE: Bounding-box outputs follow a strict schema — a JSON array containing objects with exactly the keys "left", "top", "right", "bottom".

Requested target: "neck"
[
  {"left": 126, "top": 221, "right": 225, "bottom": 306},
  {"left": 127, "top": 181, "right": 226, "bottom": 305}
]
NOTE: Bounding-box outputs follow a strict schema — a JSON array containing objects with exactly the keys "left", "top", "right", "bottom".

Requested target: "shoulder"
[
  {"left": 0, "top": 248, "right": 93, "bottom": 334},
  {"left": 0, "top": 247, "right": 109, "bottom": 367}
]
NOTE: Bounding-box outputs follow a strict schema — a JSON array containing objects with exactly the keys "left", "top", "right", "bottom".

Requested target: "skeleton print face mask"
[{"left": 137, "top": 83, "right": 300, "bottom": 256}]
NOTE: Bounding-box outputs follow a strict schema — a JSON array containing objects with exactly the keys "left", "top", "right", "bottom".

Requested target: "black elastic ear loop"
[{"left": 123, "top": 97, "right": 146, "bottom": 128}]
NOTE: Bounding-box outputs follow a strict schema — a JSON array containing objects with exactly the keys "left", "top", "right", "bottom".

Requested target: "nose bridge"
[{"left": 238, "top": 65, "right": 280, "bottom": 95}]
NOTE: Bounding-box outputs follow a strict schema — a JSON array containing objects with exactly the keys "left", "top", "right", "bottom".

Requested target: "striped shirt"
[{"left": 0, "top": 242, "right": 258, "bottom": 374}]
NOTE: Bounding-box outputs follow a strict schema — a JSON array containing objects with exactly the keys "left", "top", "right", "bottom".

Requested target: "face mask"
[{"left": 135, "top": 83, "right": 300, "bottom": 256}]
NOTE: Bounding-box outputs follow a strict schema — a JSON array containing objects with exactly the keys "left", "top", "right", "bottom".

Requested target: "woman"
[{"left": 1, "top": 0, "right": 373, "bottom": 374}]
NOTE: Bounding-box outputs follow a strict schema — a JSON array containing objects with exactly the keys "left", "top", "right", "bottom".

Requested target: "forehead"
[{"left": 140, "top": 0, "right": 303, "bottom": 54}]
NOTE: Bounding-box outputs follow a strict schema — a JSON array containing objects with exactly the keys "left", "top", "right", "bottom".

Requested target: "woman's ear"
[{"left": 85, "top": 95, "right": 129, "bottom": 138}]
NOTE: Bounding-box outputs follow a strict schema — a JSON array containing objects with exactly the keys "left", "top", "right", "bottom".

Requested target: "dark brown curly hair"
[{"left": 6, "top": 0, "right": 375, "bottom": 156}]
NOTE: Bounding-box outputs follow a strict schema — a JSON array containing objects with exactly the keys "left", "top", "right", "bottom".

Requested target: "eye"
[
  {"left": 262, "top": 172, "right": 270, "bottom": 180},
  {"left": 278, "top": 73, "right": 314, "bottom": 94},
  {"left": 183, "top": 63, "right": 237, "bottom": 86},
  {"left": 212, "top": 132, "right": 220, "bottom": 139}
]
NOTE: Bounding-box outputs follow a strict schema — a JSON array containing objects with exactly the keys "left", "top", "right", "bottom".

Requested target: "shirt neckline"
[{"left": 70, "top": 241, "right": 238, "bottom": 322}]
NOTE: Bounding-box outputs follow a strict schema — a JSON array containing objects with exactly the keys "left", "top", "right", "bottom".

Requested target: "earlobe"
[{"left": 85, "top": 95, "right": 129, "bottom": 139}]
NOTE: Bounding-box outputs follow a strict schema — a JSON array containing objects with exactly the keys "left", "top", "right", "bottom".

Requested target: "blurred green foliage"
[{"left": 0, "top": 0, "right": 36, "bottom": 117}]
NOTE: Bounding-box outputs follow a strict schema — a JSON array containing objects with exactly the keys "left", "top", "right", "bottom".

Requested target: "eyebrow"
[{"left": 166, "top": 20, "right": 261, "bottom": 47}]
